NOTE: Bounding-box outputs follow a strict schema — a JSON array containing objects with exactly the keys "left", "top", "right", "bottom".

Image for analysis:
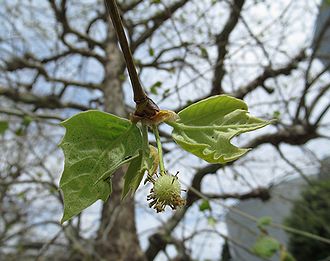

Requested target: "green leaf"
[
  {"left": 150, "top": 81, "right": 162, "bottom": 95},
  {"left": 251, "top": 235, "right": 280, "bottom": 258},
  {"left": 200, "top": 46, "right": 209, "bottom": 58},
  {"left": 257, "top": 216, "right": 273, "bottom": 228},
  {"left": 167, "top": 95, "right": 271, "bottom": 164},
  {"left": 22, "top": 116, "right": 33, "bottom": 126},
  {"left": 122, "top": 151, "right": 144, "bottom": 199},
  {"left": 59, "top": 110, "right": 142, "bottom": 223},
  {"left": 273, "top": 110, "right": 281, "bottom": 119},
  {"left": 0, "top": 121, "right": 9, "bottom": 134},
  {"left": 15, "top": 127, "right": 24, "bottom": 136},
  {"left": 207, "top": 216, "right": 217, "bottom": 227},
  {"left": 199, "top": 199, "right": 212, "bottom": 212},
  {"left": 149, "top": 47, "right": 155, "bottom": 56}
]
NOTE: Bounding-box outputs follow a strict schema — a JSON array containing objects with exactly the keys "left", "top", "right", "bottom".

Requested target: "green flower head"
[{"left": 147, "top": 174, "right": 185, "bottom": 212}]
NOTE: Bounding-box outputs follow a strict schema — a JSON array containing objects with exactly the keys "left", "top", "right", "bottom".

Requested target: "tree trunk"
[{"left": 95, "top": 24, "right": 146, "bottom": 261}]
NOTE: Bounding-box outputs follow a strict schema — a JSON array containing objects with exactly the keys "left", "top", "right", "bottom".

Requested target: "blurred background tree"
[
  {"left": 285, "top": 164, "right": 330, "bottom": 261},
  {"left": 0, "top": 0, "right": 329, "bottom": 260}
]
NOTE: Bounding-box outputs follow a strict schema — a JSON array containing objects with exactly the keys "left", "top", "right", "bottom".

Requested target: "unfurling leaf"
[
  {"left": 59, "top": 110, "right": 142, "bottom": 223},
  {"left": 199, "top": 199, "right": 211, "bottom": 212},
  {"left": 149, "top": 47, "right": 155, "bottom": 57},
  {"left": 207, "top": 216, "right": 217, "bottom": 226},
  {"left": 150, "top": 81, "right": 162, "bottom": 94},
  {"left": 167, "top": 95, "right": 271, "bottom": 164},
  {"left": 200, "top": 46, "right": 209, "bottom": 58},
  {"left": 251, "top": 235, "right": 280, "bottom": 258},
  {"left": 257, "top": 216, "right": 273, "bottom": 228}
]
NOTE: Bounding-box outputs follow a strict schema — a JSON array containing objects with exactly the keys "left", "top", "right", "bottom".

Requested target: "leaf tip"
[{"left": 60, "top": 215, "right": 68, "bottom": 225}]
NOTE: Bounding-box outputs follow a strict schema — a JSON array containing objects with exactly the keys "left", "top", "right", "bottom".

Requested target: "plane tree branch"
[
  {"left": 4, "top": 55, "right": 102, "bottom": 91},
  {"left": 48, "top": 0, "right": 104, "bottom": 49},
  {"left": 0, "top": 86, "right": 89, "bottom": 111},
  {"left": 130, "top": 0, "right": 190, "bottom": 51},
  {"left": 234, "top": 50, "right": 306, "bottom": 99},
  {"left": 210, "top": 0, "right": 245, "bottom": 95}
]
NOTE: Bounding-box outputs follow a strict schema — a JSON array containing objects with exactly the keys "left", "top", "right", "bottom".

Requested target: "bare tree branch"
[
  {"left": 131, "top": 0, "right": 190, "bottom": 51},
  {"left": 211, "top": 0, "right": 245, "bottom": 95},
  {"left": 0, "top": 86, "right": 89, "bottom": 110}
]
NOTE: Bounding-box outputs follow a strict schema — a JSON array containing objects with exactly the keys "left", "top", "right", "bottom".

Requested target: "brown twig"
[{"left": 104, "top": 0, "right": 159, "bottom": 118}]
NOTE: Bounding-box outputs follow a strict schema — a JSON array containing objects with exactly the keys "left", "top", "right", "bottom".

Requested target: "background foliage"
[{"left": 285, "top": 179, "right": 330, "bottom": 261}]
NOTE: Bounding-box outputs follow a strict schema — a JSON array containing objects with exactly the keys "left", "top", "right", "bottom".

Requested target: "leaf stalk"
[{"left": 152, "top": 125, "right": 166, "bottom": 176}]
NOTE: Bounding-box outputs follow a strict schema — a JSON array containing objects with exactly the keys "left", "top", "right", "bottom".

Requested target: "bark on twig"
[{"left": 104, "top": 0, "right": 159, "bottom": 118}]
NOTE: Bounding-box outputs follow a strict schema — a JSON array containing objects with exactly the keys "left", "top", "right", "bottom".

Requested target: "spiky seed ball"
[
  {"left": 147, "top": 174, "right": 186, "bottom": 212},
  {"left": 154, "top": 175, "right": 181, "bottom": 204}
]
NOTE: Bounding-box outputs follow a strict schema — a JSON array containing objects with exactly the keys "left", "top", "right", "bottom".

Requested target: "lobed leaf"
[
  {"left": 167, "top": 95, "right": 271, "bottom": 164},
  {"left": 59, "top": 110, "right": 142, "bottom": 223}
]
